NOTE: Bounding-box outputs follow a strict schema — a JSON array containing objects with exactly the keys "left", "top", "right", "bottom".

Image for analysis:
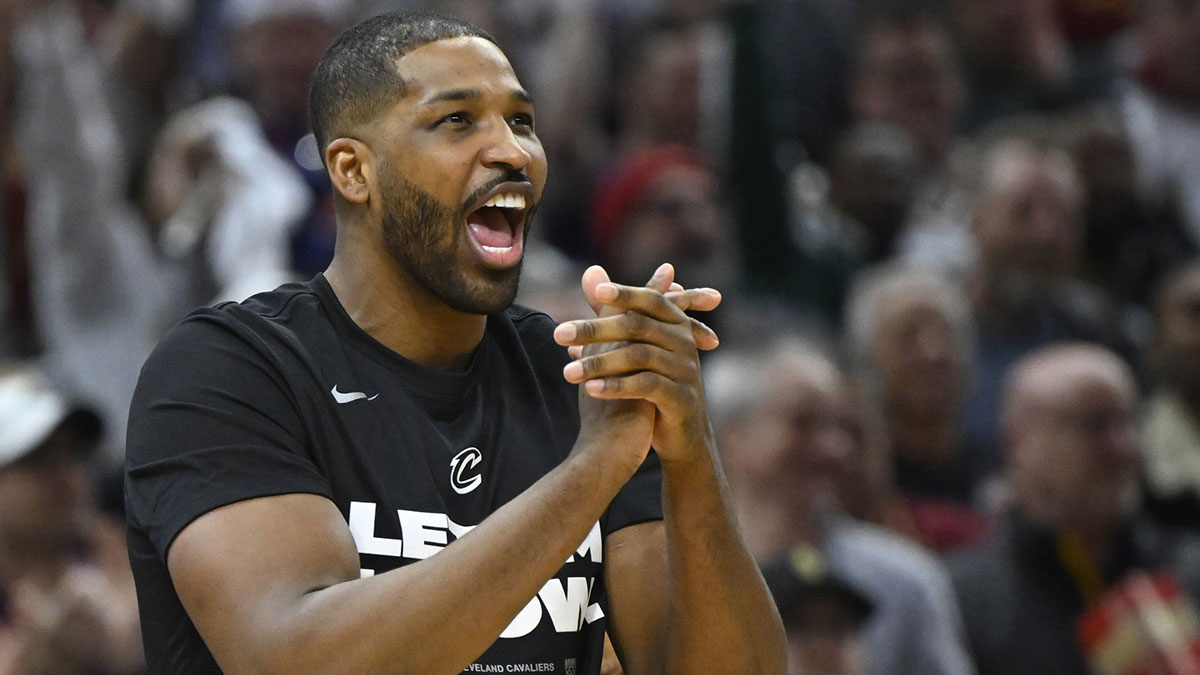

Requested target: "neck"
[
  {"left": 0, "top": 535, "right": 75, "bottom": 589},
  {"left": 888, "top": 409, "right": 960, "bottom": 466},
  {"left": 325, "top": 249, "right": 486, "bottom": 371}
]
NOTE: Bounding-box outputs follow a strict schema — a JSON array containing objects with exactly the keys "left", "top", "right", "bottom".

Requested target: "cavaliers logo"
[
  {"left": 564, "top": 658, "right": 577, "bottom": 675},
  {"left": 450, "top": 447, "right": 484, "bottom": 494}
]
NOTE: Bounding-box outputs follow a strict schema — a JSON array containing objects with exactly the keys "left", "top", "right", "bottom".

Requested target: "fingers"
[
  {"left": 555, "top": 312, "right": 718, "bottom": 351},
  {"left": 563, "top": 341, "right": 695, "bottom": 385},
  {"left": 665, "top": 287, "right": 722, "bottom": 313},
  {"left": 580, "top": 265, "right": 616, "bottom": 316},
  {"left": 579, "top": 371, "right": 700, "bottom": 420}
]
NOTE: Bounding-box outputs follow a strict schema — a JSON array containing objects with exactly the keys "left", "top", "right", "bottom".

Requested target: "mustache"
[{"left": 459, "top": 170, "right": 533, "bottom": 214}]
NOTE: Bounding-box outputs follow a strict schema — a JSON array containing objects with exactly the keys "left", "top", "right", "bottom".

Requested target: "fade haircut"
[{"left": 307, "top": 11, "right": 497, "bottom": 162}]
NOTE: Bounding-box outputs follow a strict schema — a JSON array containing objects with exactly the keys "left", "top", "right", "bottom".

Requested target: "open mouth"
[{"left": 466, "top": 189, "right": 529, "bottom": 268}]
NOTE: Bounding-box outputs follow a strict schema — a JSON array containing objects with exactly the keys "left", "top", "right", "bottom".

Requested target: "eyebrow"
[{"left": 422, "top": 87, "right": 534, "bottom": 106}]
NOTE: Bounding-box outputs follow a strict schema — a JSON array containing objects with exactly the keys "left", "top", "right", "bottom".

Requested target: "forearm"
[
  {"left": 250, "top": 446, "right": 636, "bottom": 675},
  {"left": 659, "top": 449, "right": 787, "bottom": 675}
]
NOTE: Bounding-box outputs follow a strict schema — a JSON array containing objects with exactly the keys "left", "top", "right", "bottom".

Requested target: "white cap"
[{"left": 0, "top": 365, "right": 100, "bottom": 469}]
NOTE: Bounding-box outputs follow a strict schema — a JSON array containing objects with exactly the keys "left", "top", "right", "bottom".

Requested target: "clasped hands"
[{"left": 554, "top": 263, "right": 721, "bottom": 467}]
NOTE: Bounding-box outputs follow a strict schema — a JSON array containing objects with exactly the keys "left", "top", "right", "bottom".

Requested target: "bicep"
[
  {"left": 167, "top": 492, "right": 361, "bottom": 674},
  {"left": 603, "top": 520, "right": 668, "bottom": 675}
]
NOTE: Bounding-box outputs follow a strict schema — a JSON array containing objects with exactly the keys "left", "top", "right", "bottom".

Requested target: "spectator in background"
[
  {"left": 707, "top": 334, "right": 975, "bottom": 675},
  {"left": 761, "top": 545, "right": 875, "bottom": 675},
  {"left": 1141, "top": 259, "right": 1200, "bottom": 528},
  {"left": 222, "top": 0, "right": 348, "bottom": 277},
  {"left": 1061, "top": 104, "right": 1194, "bottom": 308},
  {"left": 0, "top": 363, "right": 143, "bottom": 674},
  {"left": 544, "top": 14, "right": 728, "bottom": 261},
  {"left": 1119, "top": 0, "right": 1200, "bottom": 256},
  {"left": 589, "top": 144, "right": 738, "bottom": 294},
  {"left": 8, "top": 0, "right": 314, "bottom": 462},
  {"left": 957, "top": 128, "right": 1137, "bottom": 463},
  {"left": 947, "top": 342, "right": 1200, "bottom": 675},
  {"left": 844, "top": 264, "right": 991, "bottom": 552},
  {"left": 783, "top": 7, "right": 968, "bottom": 321},
  {"left": 947, "top": 0, "right": 1079, "bottom": 131},
  {"left": 843, "top": 6, "right": 976, "bottom": 279},
  {"left": 848, "top": 6, "right": 965, "bottom": 169}
]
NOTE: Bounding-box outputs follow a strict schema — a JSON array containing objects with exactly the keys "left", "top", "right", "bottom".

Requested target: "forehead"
[
  {"left": 1024, "top": 358, "right": 1136, "bottom": 410},
  {"left": 394, "top": 36, "right": 524, "bottom": 102},
  {"left": 762, "top": 360, "right": 842, "bottom": 411}
]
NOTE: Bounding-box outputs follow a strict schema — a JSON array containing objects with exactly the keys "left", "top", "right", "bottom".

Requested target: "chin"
[{"left": 444, "top": 268, "right": 522, "bottom": 315}]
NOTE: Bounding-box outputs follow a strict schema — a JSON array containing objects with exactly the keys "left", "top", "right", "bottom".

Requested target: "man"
[
  {"left": 1141, "top": 259, "right": 1200, "bottom": 526},
  {"left": 124, "top": 11, "right": 785, "bottom": 675},
  {"left": 760, "top": 545, "right": 874, "bottom": 675},
  {"left": 843, "top": 264, "right": 990, "bottom": 551},
  {"left": 947, "top": 342, "right": 1197, "bottom": 674},
  {"left": 955, "top": 132, "right": 1137, "bottom": 470},
  {"left": 705, "top": 334, "right": 974, "bottom": 675},
  {"left": 0, "top": 363, "right": 143, "bottom": 674}
]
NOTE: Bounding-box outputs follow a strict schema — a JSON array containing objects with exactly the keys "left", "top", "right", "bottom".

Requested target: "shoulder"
[
  {"left": 493, "top": 304, "right": 570, "bottom": 366},
  {"left": 831, "top": 518, "right": 950, "bottom": 582},
  {"left": 130, "top": 280, "right": 329, "bottom": 450},
  {"left": 144, "top": 281, "right": 323, "bottom": 369},
  {"left": 943, "top": 528, "right": 1015, "bottom": 605},
  {"left": 827, "top": 518, "right": 960, "bottom": 607}
]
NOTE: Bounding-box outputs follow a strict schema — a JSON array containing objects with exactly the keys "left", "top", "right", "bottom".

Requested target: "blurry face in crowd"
[
  {"left": 235, "top": 14, "right": 341, "bottom": 139},
  {"left": 0, "top": 428, "right": 90, "bottom": 550},
  {"left": 851, "top": 20, "right": 964, "bottom": 163},
  {"left": 615, "top": 165, "right": 735, "bottom": 289},
  {"left": 368, "top": 37, "right": 547, "bottom": 315},
  {"left": 730, "top": 356, "right": 855, "bottom": 509},
  {"left": 624, "top": 30, "right": 702, "bottom": 147},
  {"left": 829, "top": 380, "right": 892, "bottom": 524},
  {"left": 828, "top": 124, "right": 922, "bottom": 254},
  {"left": 784, "top": 596, "right": 866, "bottom": 675},
  {"left": 950, "top": 0, "right": 1065, "bottom": 83},
  {"left": 1151, "top": 263, "right": 1200, "bottom": 396},
  {"left": 1139, "top": 0, "right": 1200, "bottom": 100},
  {"left": 870, "top": 287, "right": 968, "bottom": 418},
  {"left": 973, "top": 142, "right": 1083, "bottom": 308},
  {"left": 1006, "top": 350, "right": 1140, "bottom": 530}
]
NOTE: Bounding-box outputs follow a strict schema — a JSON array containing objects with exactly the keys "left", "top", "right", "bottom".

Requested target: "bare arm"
[
  {"left": 167, "top": 406, "right": 651, "bottom": 675},
  {"left": 557, "top": 264, "right": 787, "bottom": 675}
]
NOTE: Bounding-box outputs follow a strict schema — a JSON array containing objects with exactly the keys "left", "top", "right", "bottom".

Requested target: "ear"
[{"left": 326, "top": 138, "right": 374, "bottom": 205}]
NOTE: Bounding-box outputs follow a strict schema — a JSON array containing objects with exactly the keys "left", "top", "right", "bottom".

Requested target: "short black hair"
[{"left": 307, "top": 11, "right": 496, "bottom": 162}]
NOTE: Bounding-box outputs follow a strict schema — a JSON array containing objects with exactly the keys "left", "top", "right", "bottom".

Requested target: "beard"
[{"left": 379, "top": 170, "right": 530, "bottom": 315}]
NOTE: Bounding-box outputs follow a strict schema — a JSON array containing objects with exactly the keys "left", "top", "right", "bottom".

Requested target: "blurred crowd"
[{"left": 3, "top": 0, "right": 1200, "bottom": 673}]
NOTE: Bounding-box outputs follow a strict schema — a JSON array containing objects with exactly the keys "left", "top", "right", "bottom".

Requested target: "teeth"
[
  {"left": 482, "top": 245, "right": 514, "bottom": 254},
  {"left": 483, "top": 193, "right": 526, "bottom": 209}
]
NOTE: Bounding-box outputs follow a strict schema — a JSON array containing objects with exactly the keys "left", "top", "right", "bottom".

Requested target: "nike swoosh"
[{"left": 331, "top": 385, "right": 379, "bottom": 404}]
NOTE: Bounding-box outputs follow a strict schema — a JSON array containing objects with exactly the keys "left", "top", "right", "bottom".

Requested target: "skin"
[
  {"left": 869, "top": 287, "right": 969, "bottom": 466},
  {"left": 164, "top": 36, "right": 784, "bottom": 675},
  {"left": 0, "top": 431, "right": 144, "bottom": 675},
  {"left": 850, "top": 19, "right": 964, "bottom": 163},
  {"left": 1002, "top": 344, "right": 1140, "bottom": 559},
  {"left": 1149, "top": 262, "right": 1200, "bottom": 399},
  {"left": 971, "top": 140, "right": 1083, "bottom": 314},
  {"left": 720, "top": 350, "right": 855, "bottom": 558}
]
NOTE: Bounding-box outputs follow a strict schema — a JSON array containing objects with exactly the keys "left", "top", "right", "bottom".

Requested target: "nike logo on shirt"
[{"left": 331, "top": 385, "right": 379, "bottom": 404}]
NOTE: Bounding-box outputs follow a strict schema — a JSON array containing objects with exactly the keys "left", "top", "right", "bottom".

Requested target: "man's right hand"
[{"left": 556, "top": 264, "right": 721, "bottom": 471}]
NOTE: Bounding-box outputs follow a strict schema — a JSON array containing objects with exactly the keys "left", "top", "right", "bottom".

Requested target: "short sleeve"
[
  {"left": 125, "top": 310, "right": 332, "bottom": 560},
  {"left": 603, "top": 451, "right": 663, "bottom": 534}
]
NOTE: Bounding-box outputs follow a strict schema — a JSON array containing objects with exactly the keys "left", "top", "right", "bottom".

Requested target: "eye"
[
  {"left": 510, "top": 113, "right": 535, "bottom": 131},
  {"left": 438, "top": 112, "right": 471, "bottom": 127}
]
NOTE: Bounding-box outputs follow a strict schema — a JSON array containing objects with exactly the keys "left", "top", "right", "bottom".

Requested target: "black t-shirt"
[{"left": 125, "top": 275, "right": 663, "bottom": 674}]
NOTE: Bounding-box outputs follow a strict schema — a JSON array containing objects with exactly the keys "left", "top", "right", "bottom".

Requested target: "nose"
[
  {"left": 480, "top": 120, "right": 533, "bottom": 171},
  {"left": 912, "top": 323, "right": 952, "bottom": 364}
]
